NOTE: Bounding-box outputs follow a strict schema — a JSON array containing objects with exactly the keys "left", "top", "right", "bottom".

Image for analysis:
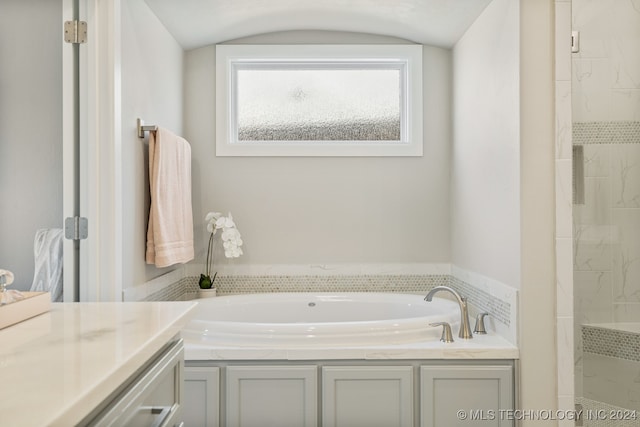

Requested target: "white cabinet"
[
  {"left": 183, "top": 361, "right": 515, "bottom": 427},
  {"left": 420, "top": 365, "right": 514, "bottom": 427},
  {"left": 183, "top": 367, "right": 220, "bottom": 427},
  {"left": 322, "top": 366, "right": 414, "bottom": 427},
  {"left": 226, "top": 365, "right": 318, "bottom": 427}
]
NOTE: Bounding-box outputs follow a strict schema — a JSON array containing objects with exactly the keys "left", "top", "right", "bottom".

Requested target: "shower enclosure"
[{"left": 573, "top": 0, "right": 640, "bottom": 421}]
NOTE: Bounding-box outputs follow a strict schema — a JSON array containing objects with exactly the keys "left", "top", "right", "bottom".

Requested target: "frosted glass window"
[
  {"left": 236, "top": 68, "right": 401, "bottom": 142},
  {"left": 216, "top": 45, "right": 423, "bottom": 156}
]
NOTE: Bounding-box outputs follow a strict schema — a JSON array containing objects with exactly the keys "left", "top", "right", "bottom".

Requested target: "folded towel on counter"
[
  {"left": 30, "top": 228, "right": 64, "bottom": 302},
  {"left": 146, "top": 127, "right": 194, "bottom": 268}
]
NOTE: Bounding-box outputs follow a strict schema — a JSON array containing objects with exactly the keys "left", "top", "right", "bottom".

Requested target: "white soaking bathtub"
[{"left": 181, "top": 292, "right": 460, "bottom": 348}]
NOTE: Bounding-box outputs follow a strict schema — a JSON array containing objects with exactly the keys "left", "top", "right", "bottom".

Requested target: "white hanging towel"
[
  {"left": 146, "top": 127, "right": 195, "bottom": 268},
  {"left": 30, "top": 228, "right": 64, "bottom": 302}
]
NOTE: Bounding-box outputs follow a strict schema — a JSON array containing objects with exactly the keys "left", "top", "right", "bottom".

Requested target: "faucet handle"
[
  {"left": 430, "top": 322, "right": 454, "bottom": 343},
  {"left": 474, "top": 313, "right": 490, "bottom": 334}
]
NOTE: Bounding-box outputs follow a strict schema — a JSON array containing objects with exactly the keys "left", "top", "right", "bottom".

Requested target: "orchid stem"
[{"left": 206, "top": 232, "right": 214, "bottom": 277}]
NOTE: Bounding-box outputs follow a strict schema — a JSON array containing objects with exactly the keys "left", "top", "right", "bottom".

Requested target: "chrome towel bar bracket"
[{"left": 137, "top": 118, "right": 158, "bottom": 138}]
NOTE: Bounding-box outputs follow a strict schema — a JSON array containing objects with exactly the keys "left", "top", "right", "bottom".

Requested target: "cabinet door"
[
  {"left": 226, "top": 365, "right": 317, "bottom": 427},
  {"left": 322, "top": 366, "right": 414, "bottom": 427},
  {"left": 420, "top": 365, "right": 513, "bottom": 427},
  {"left": 183, "top": 367, "right": 220, "bottom": 427}
]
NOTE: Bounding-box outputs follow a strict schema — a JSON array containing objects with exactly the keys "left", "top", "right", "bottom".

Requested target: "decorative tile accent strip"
[
  {"left": 184, "top": 274, "right": 450, "bottom": 296},
  {"left": 450, "top": 276, "right": 511, "bottom": 327},
  {"left": 144, "top": 277, "right": 192, "bottom": 302},
  {"left": 573, "top": 121, "right": 640, "bottom": 145},
  {"left": 582, "top": 325, "right": 640, "bottom": 363},
  {"left": 575, "top": 397, "right": 639, "bottom": 427}
]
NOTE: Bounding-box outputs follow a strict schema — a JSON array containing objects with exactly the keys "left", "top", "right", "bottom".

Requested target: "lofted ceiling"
[{"left": 144, "top": 0, "right": 494, "bottom": 50}]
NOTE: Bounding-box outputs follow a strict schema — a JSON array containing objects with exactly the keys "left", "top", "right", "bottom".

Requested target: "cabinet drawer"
[{"left": 89, "top": 340, "right": 184, "bottom": 427}]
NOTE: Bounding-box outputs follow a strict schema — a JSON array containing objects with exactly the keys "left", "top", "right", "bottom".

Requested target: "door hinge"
[
  {"left": 64, "top": 20, "right": 87, "bottom": 44},
  {"left": 65, "top": 216, "right": 88, "bottom": 240},
  {"left": 571, "top": 31, "right": 580, "bottom": 53}
]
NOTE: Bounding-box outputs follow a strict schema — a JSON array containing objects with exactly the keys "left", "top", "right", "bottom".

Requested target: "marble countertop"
[
  {"left": 0, "top": 301, "right": 196, "bottom": 427},
  {"left": 184, "top": 332, "right": 519, "bottom": 361}
]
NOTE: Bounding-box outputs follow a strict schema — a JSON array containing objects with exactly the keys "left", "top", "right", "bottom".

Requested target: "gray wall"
[
  {"left": 451, "top": 0, "right": 521, "bottom": 288},
  {"left": 0, "top": 0, "right": 62, "bottom": 291},
  {"left": 185, "top": 31, "right": 452, "bottom": 267},
  {"left": 121, "top": 0, "right": 184, "bottom": 288}
]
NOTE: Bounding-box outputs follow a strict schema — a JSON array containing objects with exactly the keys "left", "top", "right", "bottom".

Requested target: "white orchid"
[
  {"left": 201, "top": 211, "right": 244, "bottom": 289},
  {"left": 0, "top": 269, "right": 15, "bottom": 286},
  {"left": 205, "top": 211, "right": 222, "bottom": 233}
]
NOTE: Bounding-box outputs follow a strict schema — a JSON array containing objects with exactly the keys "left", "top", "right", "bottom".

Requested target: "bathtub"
[{"left": 181, "top": 292, "right": 460, "bottom": 348}]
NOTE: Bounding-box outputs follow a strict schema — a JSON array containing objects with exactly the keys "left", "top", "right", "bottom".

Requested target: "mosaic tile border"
[
  {"left": 450, "top": 276, "right": 511, "bottom": 327},
  {"left": 144, "top": 276, "right": 192, "bottom": 302},
  {"left": 184, "top": 274, "right": 449, "bottom": 296},
  {"left": 575, "top": 397, "right": 639, "bottom": 427},
  {"left": 582, "top": 325, "right": 640, "bottom": 363},
  {"left": 573, "top": 121, "right": 640, "bottom": 145}
]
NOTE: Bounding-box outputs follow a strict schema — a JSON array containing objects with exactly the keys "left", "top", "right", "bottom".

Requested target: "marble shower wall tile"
[
  {"left": 613, "top": 302, "right": 640, "bottom": 322},
  {"left": 583, "top": 350, "right": 640, "bottom": 410},
  {"left": 575, "top": 271, "right": 614, "bottom": 324},
  {"left": 611, "top": 145, "right": 640, "bottom": 208},
  {"left": 583, "top": 144, "right": 610, "bottom": 177},
  {"left": 572, "top": 0, "right": 614, "bottom": 60},
  {"left": 609, "top": 0, "right": 640, "bottom": 90},
  {"left": 612, "top": 209, "right": 640, "bottom": 302}
]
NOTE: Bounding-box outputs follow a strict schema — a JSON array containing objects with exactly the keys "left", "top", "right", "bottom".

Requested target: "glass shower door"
[{"left": 573, "top": 0, "right": 640, "bottom": 424}]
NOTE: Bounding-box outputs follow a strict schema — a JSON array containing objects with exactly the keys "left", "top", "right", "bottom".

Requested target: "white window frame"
[{"left": 215, "top": 44, "right": 423, "bottom": 157}]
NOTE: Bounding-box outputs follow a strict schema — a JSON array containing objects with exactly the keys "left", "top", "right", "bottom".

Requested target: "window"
[{"left": 216, "top": 44, "right": 423, "bottom": 157}]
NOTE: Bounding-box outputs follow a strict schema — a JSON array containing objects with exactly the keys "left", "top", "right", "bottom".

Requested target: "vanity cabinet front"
[
  {"left": 420, "top": 365, "right": 514, "bottom": 427},
  {"left": 183, "top": 360, "right": 515, "bottom": 427},
  {"left": 184, "top": 367, "right": 220, "bottom": 427},
  {"left": 322, "top": 366, "right": 414, "bottom": 427},
  {"left": 226, "top": 365, "right": 318, "bottom": 427}
]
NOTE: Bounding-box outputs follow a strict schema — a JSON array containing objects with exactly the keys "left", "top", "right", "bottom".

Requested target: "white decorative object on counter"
[
  {"left": 198, "top": 287, "right": 217, "bottom": 299},
  {"left": 0, "top": 291, "right": 50, "bottom": 330}
]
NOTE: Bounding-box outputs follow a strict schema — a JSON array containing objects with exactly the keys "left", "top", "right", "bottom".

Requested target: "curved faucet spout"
[{"left": 424, "top": 286, "right": 473, "bottom": 339}]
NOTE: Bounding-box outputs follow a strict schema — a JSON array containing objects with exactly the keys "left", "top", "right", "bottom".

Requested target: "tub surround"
[
  {"left": 180, "top": 291, "right": 517, "bottom": 361},
  {"left": 0, "top": 301, "right": 196, "bottom": 426},
  {"left": 129, "top": 263, "right": 519, "bottom": 346},
  {"left": 184, "top": 331, "right": 518, "bottom": 361}
]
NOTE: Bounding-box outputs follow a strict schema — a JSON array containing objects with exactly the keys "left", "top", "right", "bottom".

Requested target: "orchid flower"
[{"left": 200, "top": 211, "right": 244, "bottom": 289}]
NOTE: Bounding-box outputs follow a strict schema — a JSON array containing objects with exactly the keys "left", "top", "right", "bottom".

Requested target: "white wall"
[
  {"left": 0, "top": 0, "right": 62, "bottom": 291},
  {"left": 184, "top": 31, "right": 452, "bottom": 268},
  {"left": 519, "top": 0, "right": 557, "bottom": 420},
  {"left": 120, "top": 0, "right": 184, "bottom": 288},
  {"left": 450, "top": 0, "right": 521, "bottom": 288}
]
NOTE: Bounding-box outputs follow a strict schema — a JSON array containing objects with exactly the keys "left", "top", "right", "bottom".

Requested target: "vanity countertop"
[{"left": 0, "top": 301, "right": 196, "bottom": 427}]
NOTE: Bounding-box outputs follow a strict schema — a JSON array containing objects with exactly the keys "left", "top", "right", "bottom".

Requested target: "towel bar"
[{"left": 137, "top": 118, "right": 158, "bottom": 138}]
